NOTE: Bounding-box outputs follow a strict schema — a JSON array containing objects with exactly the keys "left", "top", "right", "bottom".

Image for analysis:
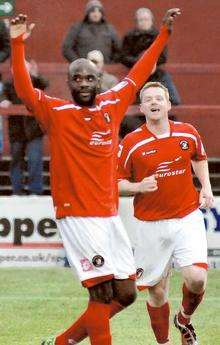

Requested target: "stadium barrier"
[{"left": 0, "top": 196, "right": 220, "bottom": 268}]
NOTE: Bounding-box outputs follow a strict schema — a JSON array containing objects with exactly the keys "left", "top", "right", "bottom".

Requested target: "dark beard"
[{"left": 71, "top": 89, "right": 97, "bottom": 107}]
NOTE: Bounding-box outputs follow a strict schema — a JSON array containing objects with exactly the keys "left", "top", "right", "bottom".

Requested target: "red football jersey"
[
  {"left": 11, "top": 26, "right": 169, "bottom": 218},
  {"left": 118, "top": 121, "right": 207, "bottom": 220}
]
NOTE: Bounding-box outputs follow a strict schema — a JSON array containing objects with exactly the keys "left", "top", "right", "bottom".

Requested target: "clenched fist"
[{"left": 138, "top": 175, "right": 158, "bottom": 193}]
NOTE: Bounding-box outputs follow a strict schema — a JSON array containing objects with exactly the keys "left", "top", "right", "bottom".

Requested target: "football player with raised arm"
[{"left": 10, "top": 10, "right": 180, "bottom": 345}]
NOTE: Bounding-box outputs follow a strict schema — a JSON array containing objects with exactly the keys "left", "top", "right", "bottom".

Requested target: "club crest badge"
[
  {"left": 92, "top": 255, "right": 105, "bottom": 267},
  {"left": 179, "top": 140, "right": 189, "bottom": 150}
]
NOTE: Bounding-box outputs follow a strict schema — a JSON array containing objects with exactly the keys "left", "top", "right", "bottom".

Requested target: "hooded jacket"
[{"left": 62, "top": 4, "right": 121, "bottom": 63}]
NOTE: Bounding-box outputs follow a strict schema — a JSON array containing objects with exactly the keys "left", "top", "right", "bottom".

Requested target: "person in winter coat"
[
  {"left": 62, "top": 0, "right": 121, "bottom": 64},
  {"left": 121, "top": 7, "right": 181, "bottom": 105},
  {"left": 0, "top": 60, "right": 49, "bottom": 195}
]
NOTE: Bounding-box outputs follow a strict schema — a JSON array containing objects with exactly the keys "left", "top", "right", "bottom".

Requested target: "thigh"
[
  {"left": 10, "top": 141, "right": 25, "bottom": 162},
  {"left": 26, "top": 137, "right": 43, "bottom": 161},
  {"left": 89, "top": 280, "right": 114, "bottom": 304},
  {"left": 174, "top": 209, "right": 207, "bottom": 269},
  {"left": 134, "top": 219, "right": 174, "bottom": 289},
  {"left": 57, "top": 217, "right": 116, "bottom": 288},
  {"left": 110, "top": 216, "right": 136, "bottom": 280}
]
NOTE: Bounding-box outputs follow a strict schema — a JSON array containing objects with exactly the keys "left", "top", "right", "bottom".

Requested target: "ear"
[
  {"left": 139, "top": 103, "right": 144, "bottom": 115},
  {"left": 96, "top": 76, "right": 101, "bottom": 91},
  {"left": 167, "top": 100, "right": 172, "bottom": 111}
]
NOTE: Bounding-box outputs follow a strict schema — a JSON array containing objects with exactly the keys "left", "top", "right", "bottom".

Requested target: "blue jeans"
[{"left": 10, "top": 137, "right": 43, "bottom": 194}]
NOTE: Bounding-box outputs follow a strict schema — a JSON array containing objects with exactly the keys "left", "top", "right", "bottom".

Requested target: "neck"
[{"left": 146, "top": 117, "right": 170, "bottom": 135}]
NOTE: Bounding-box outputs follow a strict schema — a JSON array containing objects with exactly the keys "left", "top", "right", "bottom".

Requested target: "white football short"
[
  {"left": 133, "top": 209, "right": 207, "bottom": 289},
  {"left": 57, "top": 215, "right": 136, "bottom": 288}
]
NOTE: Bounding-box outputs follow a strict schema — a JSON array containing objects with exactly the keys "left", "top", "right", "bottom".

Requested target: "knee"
[
  {"left": 117, "top": 290, "right": 137, "bottom": 307},
  {"left": 148, "top": 285, "right": 167, "bottom": 306},
  {"left": 188, "top": 277, "right": 206, "bottom": 293}
]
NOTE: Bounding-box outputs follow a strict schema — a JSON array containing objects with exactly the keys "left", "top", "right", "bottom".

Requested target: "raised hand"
[
  {"left": 10, "top": 13, "right": 35, "bottom": 40},
  {"left": 162, "top": 8, "right": 181, "bottom": 31}
]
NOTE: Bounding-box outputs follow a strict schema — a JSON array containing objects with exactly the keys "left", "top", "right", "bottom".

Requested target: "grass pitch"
[{"left": 0, "top": 268, "right": 219, "bottom": 345}]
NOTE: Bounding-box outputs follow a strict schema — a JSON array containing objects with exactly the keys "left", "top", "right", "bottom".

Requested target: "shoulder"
[
  {"left": 125, "top": 28, "right": 137, "bottom": 37},
  {"left": 105, "top": 22, "right": 116, "bottom": 31},
  {"left": 149, "top": 27, "right": 159, "bottom": 36},
  {"left": 121, "top": 125, "right": 147, "bottom": 148},
  {"left": 36, "top": 90, "right": 71, "bottom": 108},
  {"left": 103, "top": 72, "right": 118, "bottom": 82},
  {"left": 172, "top": 120, "right": 200, "bottom": 135},
  {"left": 68, "top": 22, "right": 83, "bottom": 32}
]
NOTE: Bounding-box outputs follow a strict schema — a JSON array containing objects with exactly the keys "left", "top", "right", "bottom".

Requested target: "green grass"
[{"left": 0, "top": 268, "right": 219, "bottom": 345}]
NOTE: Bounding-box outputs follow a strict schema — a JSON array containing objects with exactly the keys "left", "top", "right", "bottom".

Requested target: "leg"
[
  {"left": 173, "top": 209, "right": 208, "bottom": 344},
  {"left": 133, "top": 218, "right": 175, "bottom": 344},
  {"left": 10, "top": 141, "right": 25, "bottom": 194},
  {"left": 53, "top": 216, "right": 134, "bottom": 345},
  {"left": 55, "top": 280, "right": 113, "bottom": 345},
  {"left": 55, "top": 279, "right": 133, "bottom": 345},
  {"left": 147, "top": 275, "right": 171, "bottom": 345},
  {"left": 180, "top": 265, "right": 207, "bottom": 321},
  {"left": 112, "top": 278, "right": 137, "bottom": 306},
  {"left": 26, "top": 136, "right": 43, "bottom": 194},
  {"left": 55, "top": 214, "right": 136, "bottom": 345}
]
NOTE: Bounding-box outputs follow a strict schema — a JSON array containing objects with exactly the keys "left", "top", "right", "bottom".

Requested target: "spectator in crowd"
[
  {"left": 87, "top": 50, "right": 119, "bottom": 92},
  {"left": 121, "top": 7, "right": 181, "bottom": 105},
  {"left": 0, "top": 19, "right": 10, "bottom": 155},
  {"left": 0, "top": 19, "right": 10, "bottom": 64},
  {"left": 119, "top": 114, "right": 145, "bottom": 140},
  {"left": 0, "top": 60, "right": 49, "bottom": 195},
  {"left": 62, "top": 0, "right": 121, "bottom": 63}
]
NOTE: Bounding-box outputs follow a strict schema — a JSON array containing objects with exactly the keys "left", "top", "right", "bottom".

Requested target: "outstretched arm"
[
  {"left": 10, "top": 14, "right": 37, "bottom": 110},
  {"left": 127, "top": 8, "right": 181, "bottom": 91}
]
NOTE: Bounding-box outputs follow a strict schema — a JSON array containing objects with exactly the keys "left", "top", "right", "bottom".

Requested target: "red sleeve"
[
  {"left": 127, "top": 25, "right": 170, "bottom": 91},
  {"left": 118, "top": 137, "right": 133, "bottom": 181},
  {"left": 190, "top": 126, "right": 207, "bottom": 161},
  {"left": 11, "top": 36, "right": 51, "bottom": 130}
]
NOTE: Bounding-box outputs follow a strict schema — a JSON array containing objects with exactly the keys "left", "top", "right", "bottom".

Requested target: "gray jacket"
[{"left": 62, "top": 20, "right": 121, "bottom": 63}]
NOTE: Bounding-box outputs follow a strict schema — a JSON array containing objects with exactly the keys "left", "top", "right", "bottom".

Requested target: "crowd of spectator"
[{"left": 0, "top": 0, "right": 181, "bottom": 194}]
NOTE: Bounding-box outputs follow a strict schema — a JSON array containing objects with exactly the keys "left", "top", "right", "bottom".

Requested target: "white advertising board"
[
  {"left": 0, "top": 196, "right": 220, "bottom": 267},
  {"left": 0, "top": 196, "right": 66, "bottom": 267}
]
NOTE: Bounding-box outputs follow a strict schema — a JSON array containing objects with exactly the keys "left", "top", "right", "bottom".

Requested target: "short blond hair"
[{"left": 140, "top": 82, "right": 170, "bottom": 102}]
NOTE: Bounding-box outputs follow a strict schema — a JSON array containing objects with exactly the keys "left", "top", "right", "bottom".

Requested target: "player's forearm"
[
  {"left": 191, "top": 160, "right": 212, "bottom": 189},
  {"left": 11, "top": 37, "right": 36, "bottom": 110},
  {"left": 118, "top": 179, "right": 140, "bottom": 196},
  {"left": 127, "top": 26, "right": 170, "bottom": 91}
]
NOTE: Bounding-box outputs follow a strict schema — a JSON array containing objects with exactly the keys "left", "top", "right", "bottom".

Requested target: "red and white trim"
[{"left": 124, "top": 137, "right": 155, "bottom": 168}]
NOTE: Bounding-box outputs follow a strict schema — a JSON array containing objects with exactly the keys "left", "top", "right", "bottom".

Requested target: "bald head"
[{"left": 68, "top": 58, "right": 99, "bottom": 78}]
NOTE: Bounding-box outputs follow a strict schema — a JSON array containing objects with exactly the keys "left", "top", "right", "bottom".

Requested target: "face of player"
[
  {"left": 88, "top": 8, "right": 103, "bottom": 23},
  {"left": 136, "top": 11, "right": 153, "bottom": 31},
  {"left": 140, "top": 87, "right": 171, "bottom": 122},
  {"left": 68, "top": 66, "right": 100, "bottom": 106}
]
